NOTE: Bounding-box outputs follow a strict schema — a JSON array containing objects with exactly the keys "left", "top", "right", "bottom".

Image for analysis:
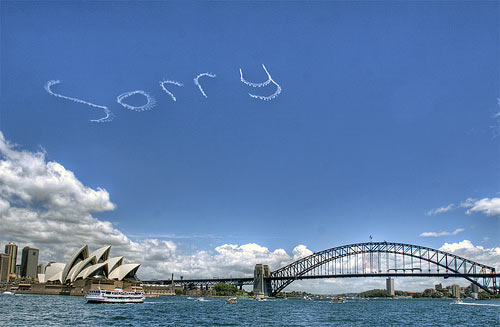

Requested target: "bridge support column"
[{"left": 253, "top": 264, "right": 272, "bottom": 297}]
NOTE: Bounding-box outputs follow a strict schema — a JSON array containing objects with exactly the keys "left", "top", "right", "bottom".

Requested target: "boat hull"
[
  {"left": 85, "top": 288, "right": 145, "bottom": 303},
  {"left": 86, "top": 297, "right": 145, "bottom": 303}
]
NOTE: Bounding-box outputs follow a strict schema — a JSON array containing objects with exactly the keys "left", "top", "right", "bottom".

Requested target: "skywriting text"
[{"left": 44, "top": 64, "right": 281, "bottom": 123}]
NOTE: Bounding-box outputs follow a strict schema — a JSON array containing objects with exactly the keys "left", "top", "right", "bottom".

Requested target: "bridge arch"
[{"left": 269, "top": 242, "right": 498, "bottom": 296}]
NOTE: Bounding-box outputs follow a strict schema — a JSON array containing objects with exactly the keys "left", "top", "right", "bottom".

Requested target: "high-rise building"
[
  {"left": 451, "top": 284, "right": 461, "bottom": 298},
  {"left": 15, "top": 264, "right": 21, "bottom": 277},
  {"left": 37, "top": 264, "right": 44, "bottom": 274},
  {"left": 21, "top": 246, "right": 39, "bottom": 278},
  {"left": 4, "top": 242, "right": 18, "bottom": 277},
  {"left": 435, "top": 283, "right": 442, "bottom": 291},
  {"left": 0, "top": 254, "right": 10, "bottom": 282},
  {"left": 386, "top": 277, "right": 395, "bottom": 296}
]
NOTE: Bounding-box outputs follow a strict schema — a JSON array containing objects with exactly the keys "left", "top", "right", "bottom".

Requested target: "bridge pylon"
[{"left": 253, "top": 264, "right": 272, "bottom": 297}]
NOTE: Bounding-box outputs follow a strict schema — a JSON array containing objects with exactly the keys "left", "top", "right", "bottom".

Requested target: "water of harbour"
[{"left": 1, "top": 294, "right": 499, "bottom": 327}]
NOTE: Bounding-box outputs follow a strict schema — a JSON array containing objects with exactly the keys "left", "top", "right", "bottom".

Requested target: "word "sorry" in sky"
[{"left": 44, "top": 64, "right": 282, "bottom": 123}]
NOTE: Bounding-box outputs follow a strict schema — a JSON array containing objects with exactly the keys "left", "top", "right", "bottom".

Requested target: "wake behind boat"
[
  {"left": 85, "top": 287, "right": 145, "bottom": 303},
  {"left": 1, "top": 291, "right": 14, "bottom": 296}
]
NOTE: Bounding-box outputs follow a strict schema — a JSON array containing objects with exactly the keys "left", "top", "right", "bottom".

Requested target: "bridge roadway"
[
  {"left": 141, "top": 277, "right": 253, "bottom": 287},
  {"left": 141, "top": 273, "right": 500, "bottom": 287}
]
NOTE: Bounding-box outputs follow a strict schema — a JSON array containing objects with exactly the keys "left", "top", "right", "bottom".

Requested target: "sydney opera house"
[{"left": 38, "top": 245, "right": 140, "bottom": 284}]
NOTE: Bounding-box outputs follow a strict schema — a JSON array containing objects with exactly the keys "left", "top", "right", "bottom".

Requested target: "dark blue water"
[{"left": 1, "top": 295, "right": 499, "bottom": 326}]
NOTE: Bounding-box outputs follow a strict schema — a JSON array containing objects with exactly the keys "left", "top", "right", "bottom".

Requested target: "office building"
[
  {"left": 451, "top": 284, "right": 461, "bottom": 298},
  {"left": 386, "top": 277, "right": 395, "bottom": 296},
  {"left": 37, "top": 264, "right": 44, "bottom": 274},
  {"left": 21, "top": 246, "right": 39, "bottom": 278},
  {"left": 15, "top": 265, "right": 21, "bottom": 277},
  {"left": 5, "top": 242, "right": 18, "bottom": 277},
  {"left": 0, "top": 254, "right": 10, "bottom": 282}
]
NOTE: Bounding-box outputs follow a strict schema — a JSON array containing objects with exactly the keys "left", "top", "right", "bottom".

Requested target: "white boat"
[
  {"left": 85, "top": 287, "right": 145, "bottom": 303},
  {"left": 226, "top": 297, "right": 237, "bottom": 304},
  {"left": 1, "top": 291, "right": 14, "bottom": 296},
  {"left": 452, "top": 297, "right": 463, "bottom": 304}
]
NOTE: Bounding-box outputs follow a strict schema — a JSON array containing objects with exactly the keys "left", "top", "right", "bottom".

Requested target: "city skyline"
[
  {"left": 0, "top": 238, "right": 495, "bottom": 296},
  {"left": 1, "top": 1, "right": 499, "bottom": 293}
]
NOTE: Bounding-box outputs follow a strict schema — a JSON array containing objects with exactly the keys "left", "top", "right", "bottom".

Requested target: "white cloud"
[
  {"left": 292, "top": 244, "right": 313, "bottom": 261},
  {"left": 461, "top": 198, "right": 500, "bottom": 216},
  {"left": 426, "top": 204, "right": 455, "bottom": 216},
  {"left": 440, "top": 240, "right": 500, "bottom": 270},
  {"left": 428, "top": 197, "right": 500, "bottom": 217},
  {"left": 419, "top": 228, "right": 464, "bottom": 237},
  {"left": 0, "top": 131, "right": 310, "bottom": 280}
]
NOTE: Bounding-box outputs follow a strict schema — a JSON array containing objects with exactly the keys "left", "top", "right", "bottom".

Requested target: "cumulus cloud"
[
  {"left": 440, "top": 240, "right": 500, "bottom": 270},
  {"left": 419, "top": 228, "right": 464, "bottom": 237},
  {"left": 0, "top": 131, "right": 311, "bottom": 280},
  {"left": 426, "top": 204, "right": 455, "bottom": 216},
  {"left": 140, "top": 243, "right": 305, "bottom": 280},
  {"left": 461, "top": 198, "right": 500, "bottom": 216},
  {"left": 292, "top": 244, "right": 313, "bottom": 261}
]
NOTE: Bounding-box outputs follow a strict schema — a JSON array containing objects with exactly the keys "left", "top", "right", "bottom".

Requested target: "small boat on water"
[
  {"left": 303, "top": 296, "right": 312, "bottom": 301},
  {"left": 226, "top": 297, "right": 237, "bottom": 304},
  {"left": 85, "top": 287, "right": 145, "bottom": 303},
  {"left": 1, "top": 291, "right": 15, "bottom": 296},
  {"left": 331, "top": 296, "right": 344, "bottom": 303},
  {"left": 452, "top": 297, "right": 463, "bottom": 304},
  {"left": 195, "top": 297, "right": 209, "bottom": 302}
]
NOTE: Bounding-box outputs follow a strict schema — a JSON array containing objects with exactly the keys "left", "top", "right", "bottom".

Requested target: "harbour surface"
[{"left": 1, "top": 294, "right": 499, "bottom": 326}]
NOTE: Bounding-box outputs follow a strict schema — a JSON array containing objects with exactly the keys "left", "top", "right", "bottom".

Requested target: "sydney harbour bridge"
[{"left": 141, "top": 241, "right": 499, "bottom": 296}]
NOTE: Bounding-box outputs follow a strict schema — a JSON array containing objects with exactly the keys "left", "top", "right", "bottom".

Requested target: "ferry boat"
[
  {"left": 226, "top": 297, "right": 237, "bottom": 304},
  {"left": 85, "top": 287, "right": 145, "bottom": 303}
]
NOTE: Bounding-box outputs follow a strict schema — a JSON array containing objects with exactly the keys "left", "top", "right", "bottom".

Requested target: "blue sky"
[{"left": 1, "top": 0, "right": 499, "bottom": 269}]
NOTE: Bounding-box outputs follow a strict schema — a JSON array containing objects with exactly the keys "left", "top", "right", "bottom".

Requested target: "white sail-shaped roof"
[
  {"left": 104, "top": 256, "right": 123, "bottom": 273},
  {"left": 76, "top": 263, "right": 107, "bottom": 280},
  {"left": 42, "top": 245, "right": 140, "bottom": 284},
  {"left": 62, "top": 245, "right": 89, "bottom": 283},
  {"left": 89, "top": 246, "right": 111, "bottom": 263},
  {"left": 108, "top": 264, "right": 140, "bottom": 281},
  {"left": 66, "top": 256, "right": 96, "bottom": 283},
  {"left": 38, "top": 274, "right": 46, "bottom": 283},
  {"left": 47, "top": 271, "right": 63, "bottom": 283},
  {"left": 45, "top": 262, "right": 65, "bottom": 283}
]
